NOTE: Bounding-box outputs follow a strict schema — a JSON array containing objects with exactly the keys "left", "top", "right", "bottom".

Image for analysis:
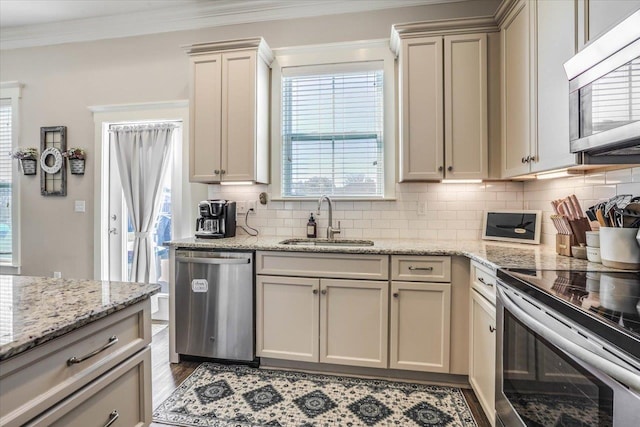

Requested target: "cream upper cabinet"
[
  {"left": 395, "top": 31, "right": 489, "bottom": 181},
  {"left": 586, "top": 0, "right": 640, "bottom": 43},
  {"left": 532, "top": 0, "right": 579, "bottom": 173},
  {"left": 389, "top": 281, "right": 451, "bottom": 373},
  {"left": 500, "top": 0, "right": 537, "bottom": 178},
  {"left": 187, "top": 38, "right": 272, "bottom": 184},
  {"left": 320, "top": 279, "right": 388, "bottom": 369}
]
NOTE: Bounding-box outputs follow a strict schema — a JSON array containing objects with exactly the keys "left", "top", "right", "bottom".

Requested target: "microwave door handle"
[
  {"left": 175, "top": 256, "right": 250, "bottom": 265},
  {"left": 497, "top": 286, "right": 640, "bottom": 392}
]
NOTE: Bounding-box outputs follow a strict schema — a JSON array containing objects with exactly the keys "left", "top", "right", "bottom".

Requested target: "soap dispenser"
[{"left": 307, "top": 213, "right": 317, "bottom": 238}]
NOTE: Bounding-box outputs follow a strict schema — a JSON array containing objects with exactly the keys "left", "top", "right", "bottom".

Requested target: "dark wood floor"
[{"left": 149, "top": 326, "right": 490, "bottom": 427}]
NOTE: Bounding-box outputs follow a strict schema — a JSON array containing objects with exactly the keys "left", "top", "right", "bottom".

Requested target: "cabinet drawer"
[
  {"left": 26, "top": 347, "right": 152, "bottom": 427},
  {"left": 0, "top": 301, "right": 150, "bottom": 427},
  {"left": 391, "top": 256, "right": 451, "bottom": 282},
  {"left": 470, "top": 260, "right": 496, "bottom": 304},
  {"left": 256, "top": 251, "right": 389, "bottom": 280}
]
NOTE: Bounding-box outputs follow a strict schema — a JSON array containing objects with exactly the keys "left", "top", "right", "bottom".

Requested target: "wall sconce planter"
[
  {"left": 69, "top": 158, "right": 85, "bottom": 175},
  {"left": 20, "top": 159, "right": 37, "bottom": 175}
]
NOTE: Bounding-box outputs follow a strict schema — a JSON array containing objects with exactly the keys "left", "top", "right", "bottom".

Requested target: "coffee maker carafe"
[{"left": 195, "top": 200, "right": 236, "bottom": 238}]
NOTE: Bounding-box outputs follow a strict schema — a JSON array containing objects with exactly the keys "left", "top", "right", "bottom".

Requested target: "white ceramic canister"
[
  {"left": 600, "top": 227, "right": 640, "bottom": 270},
  {"left": 586, "top": 246, "right": 601, "bottom": 263},
  {"left": 585, "top": 231, "right": 600, "bottom": 248}
]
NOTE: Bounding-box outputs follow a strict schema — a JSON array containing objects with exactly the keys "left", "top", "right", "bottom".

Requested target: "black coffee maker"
[{"left": 195, "top": 200, "right": 236, "bottom": 238}]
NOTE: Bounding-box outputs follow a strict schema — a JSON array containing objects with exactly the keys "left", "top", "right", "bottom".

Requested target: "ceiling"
[{"left": 0, "top": 0, "right": 467, "bottom": 50}]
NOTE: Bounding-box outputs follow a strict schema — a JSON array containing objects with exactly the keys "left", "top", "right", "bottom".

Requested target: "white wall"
[{"left": 0, "top": 1, "right": 500, "bottom": 278}]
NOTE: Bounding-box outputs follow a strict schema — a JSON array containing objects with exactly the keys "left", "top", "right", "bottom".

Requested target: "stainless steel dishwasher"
[{"left": 175, "top": 250, "right": 254, "bottom": 361}]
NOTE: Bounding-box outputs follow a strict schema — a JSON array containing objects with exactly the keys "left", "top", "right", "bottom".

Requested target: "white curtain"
[{"left": 110, "top": 123, "right": 176, "bottom": 283}]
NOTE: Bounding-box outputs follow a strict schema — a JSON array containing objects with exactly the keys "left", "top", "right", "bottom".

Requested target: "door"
[
  {"left": 399, "top": 36, "right": 444, "bottom": 181},
  {"left": 104, "top": 122, "right": 177, "bottom": 287},
  {"left": 389, "top": 281, "right": 451, "bottom": 373},
  {"left": 444, "top": 33, "right": 488, "bottom": 180},
  {"left": 190, "top": 53, "right": 222, "bottom": 182},
  {"left": 469, "top": 289, "right": 496, "bottom": 426},
  {"left": 319, "top": 279, "right": 388, "bottom": 368},
  {"left": 256, "top": 275, "right": 320, "bottom": 362},
  {"left": 221, "top": 50, "right": 256, "bottom": 182}
]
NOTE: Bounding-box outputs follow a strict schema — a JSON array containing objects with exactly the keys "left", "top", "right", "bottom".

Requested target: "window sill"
[{"left": 0, "top": 264, "right": 21, "bottom": 275}]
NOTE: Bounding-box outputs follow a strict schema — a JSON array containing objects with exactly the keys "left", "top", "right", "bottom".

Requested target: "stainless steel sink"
[{"left": 279, "top": 238, "right": 374, "bottom": 247}]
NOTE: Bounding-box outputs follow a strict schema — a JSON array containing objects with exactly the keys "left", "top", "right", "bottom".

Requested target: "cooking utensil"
[{"left": 569, "top": 195, "right": 584, "bottom": 218}]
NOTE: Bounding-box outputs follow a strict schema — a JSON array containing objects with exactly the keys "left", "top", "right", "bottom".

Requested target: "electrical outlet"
[
  {"left": 53, "top": 271, "right": 62, "bottom": 278},
  {"left": 247, "top": 200, "right": 257, "bottom": 213},
  {"left": 417, "top": 202, "right": 427, "bottom": 216},
  {"left": 236, "top": 201, "right": 247, "bottom": 214},
  {"left": 74, "top": 200, "right": 85, "bottom": 213}
]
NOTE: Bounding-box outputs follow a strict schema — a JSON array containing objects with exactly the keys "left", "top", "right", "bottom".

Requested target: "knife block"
[
  {"left": 556, "top": 234, "right": 574, "bottom": 256},
  {"left": 568, "top": 218, "right": 591, "bottom": 245}
]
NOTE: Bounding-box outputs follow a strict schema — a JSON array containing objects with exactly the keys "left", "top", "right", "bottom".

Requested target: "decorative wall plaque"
[{"left": 40, "top": 126, "right": 67, "bottom": 196}]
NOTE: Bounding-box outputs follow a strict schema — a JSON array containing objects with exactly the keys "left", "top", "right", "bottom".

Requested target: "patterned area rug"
[{"left": 153, "top": 363, "right": 478, "bottom": 427}]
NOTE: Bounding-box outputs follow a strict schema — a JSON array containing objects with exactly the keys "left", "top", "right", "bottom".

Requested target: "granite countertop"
[
  {"left": 167, "top": 236, "right": 615, "bottom": 272},
  {"left": 0, "top": 276, "right": 160, "bottom": 361}
]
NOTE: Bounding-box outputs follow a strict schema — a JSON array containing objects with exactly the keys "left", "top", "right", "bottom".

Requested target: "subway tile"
[
  {"left": 605, "top": 168, "right": 632, "bottom": 185},
  {"left": 616, "top": 182, "right": 640, "bottom": 195}
]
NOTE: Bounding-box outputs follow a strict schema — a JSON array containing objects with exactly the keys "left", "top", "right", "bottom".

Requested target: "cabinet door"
[
  {"left": 256, "top": 275, "right": 319, "bottom": 362},
  {"left": 190, "top": 53, "right": 222, "bottom": 182},
  {"left": 399, "top": 37, "right": 444, "bottom": 181},
  {"left": 469, "top": 289, "right": 496, "bottom": 426},
  {"left": 320, "top": 279, "right": 388, "bottom": 368},
  {"left": 532, "top": 0, "right": 578, "bottom": 173},
  {"left": 501, "top": 0, "right": 536, "bottom": 178},
  {"left": 390, "top": 281, "right": 451, "bottom": 373},
  {"left": 444, "top": 33, "right": 488, "bottom": 180},
  {"left": 587, "top": 0, "right": 640, "bottom": 42},
  {"left": 221, "top": 50, "right": 257, "bottom": 182}
]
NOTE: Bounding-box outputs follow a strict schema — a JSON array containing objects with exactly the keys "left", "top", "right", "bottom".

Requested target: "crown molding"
[
  {"left": 184, "top": 37, "right": 274, "bottom": 65},
  {"left": 0, "top": 0, "right": 463, "bottom": 50},
  {"left": 88, "top": 100, "right": 188, "bottom": 113},
  {"left": 389, "top": 15, "right": 498, "bottom": 56}
]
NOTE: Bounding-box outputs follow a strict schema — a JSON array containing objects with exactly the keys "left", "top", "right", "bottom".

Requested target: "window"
[
  {"left": 282, "top": 66, "right": 384, "bottom": 197},
  {"left": 0, "top": 82, "right": 21, "bottom": 272},
  {"left": 272, "top": 42, "right": 395, "bottom": 199}
]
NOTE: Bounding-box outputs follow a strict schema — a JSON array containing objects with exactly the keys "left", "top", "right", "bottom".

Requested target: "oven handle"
[
  {"left": 497, "top": 285, "right": 640, "bottom": 391},
  {"left": 176, "top": 256, "right": 250, "bottom": 265}
]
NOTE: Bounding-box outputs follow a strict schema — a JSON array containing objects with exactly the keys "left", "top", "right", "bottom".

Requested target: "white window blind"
[
  {"left": 0, "top": 99, "right": 12, "bottom": 263},
  {"left": 281, "top": 64, "right": 384, "bottom": 197}
]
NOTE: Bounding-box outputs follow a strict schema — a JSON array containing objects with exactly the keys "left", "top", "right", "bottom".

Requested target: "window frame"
[
  {"left": 270, "top": 40, "right": 396, "bottom": 200},
  {"left": 0, "top": 81, "right": 22, "bottom": 274}
]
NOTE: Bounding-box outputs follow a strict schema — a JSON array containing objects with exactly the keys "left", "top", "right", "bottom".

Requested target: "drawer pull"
[
  {"left": 313, "top": 289, "right": 318, "bottom": 294},
  {"left": 104, "top": 410, "right": 119, "bottom": 427},
  {"left": 477, "top": 277, "right": 494, "bottom": 287},
  {"left": 408, "top": 266, "right": 433, "bottom": 271},
  {"left": 489, "top": 326, "right": 496, "bottom": 333},
  {"left": 393, "top": 293, "right": 399, "bottom": 298},
  {"left": 67, "top": 335, "right": 119, "bottom": 366}
]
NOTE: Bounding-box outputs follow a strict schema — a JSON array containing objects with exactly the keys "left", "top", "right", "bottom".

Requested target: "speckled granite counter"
[
  {"left": 0, "top": 276, "right": 159, "bottom": 361},
  {"left": 167, "top": 236, "right": 617, "bottom": 272}
]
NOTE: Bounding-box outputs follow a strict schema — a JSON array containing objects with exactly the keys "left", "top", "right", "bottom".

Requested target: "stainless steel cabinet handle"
[
  {"left": 221, "top": 169, "right": 226, "bottom": 174},
  {"left": 447, "top": 166, "right": 453, "bottom": 172},
  {"left": 214, "top": 169, "right": 220, "bottom": 175},
  {"left": 313, "top": 289, "right": 318, "bottom": 294},
  {"left": 477, "top": 277, "right": 494, "bottom": 287},
  {"left": 176, "top": 256, "right": 251, "bottom": 265},
  {"left": 438, "top": 166, "right": 443, "bottom": 172},
  {"left": 489, "top": 326, "right": 496, "bottom": 333},
  {"left": 529, "top": 156, "right": 536, "bottom": 162},
  {"left": 408, "top": 266, "right": 433, "bottom": 271},
  {"left": 67, "top": 336, "right": 118, "bottom": 366},
  {"left": 104, "top": 410, "right": 119, "bottom": 427},
  {"left": 521, "top": 157, "right": 526, "bottom": 163},
  {"left": 393, "top": 293, "right": 399, "bottom": 298},
  {"left": 321, "top": 289, "right": 327, "bottom": 295}
]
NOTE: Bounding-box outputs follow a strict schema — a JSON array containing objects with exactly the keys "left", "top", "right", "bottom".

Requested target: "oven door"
[{"left": 496, "top": 281, "right": 640, "bottom": 427}]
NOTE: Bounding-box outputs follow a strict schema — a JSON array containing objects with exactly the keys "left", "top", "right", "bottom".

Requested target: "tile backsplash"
[{"left": 209, "top": 167, "right": 639, "bottom": 244}]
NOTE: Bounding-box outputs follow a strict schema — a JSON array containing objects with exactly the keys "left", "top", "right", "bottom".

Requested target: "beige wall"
[{"left": 0, "top": 1, "right": 500, "bottom": 279}]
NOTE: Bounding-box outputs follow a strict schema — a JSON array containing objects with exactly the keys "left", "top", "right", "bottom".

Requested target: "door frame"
[{"left": 89, "top": 100, "right": 206, "bottom": 280}]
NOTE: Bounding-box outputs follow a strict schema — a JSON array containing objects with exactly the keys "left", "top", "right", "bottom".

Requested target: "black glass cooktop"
[{"left": 497, "top": 269, "right": 640, "bottom": 359}]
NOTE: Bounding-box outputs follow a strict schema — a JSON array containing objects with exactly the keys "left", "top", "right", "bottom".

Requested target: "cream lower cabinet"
[
  {"left": 256, "top": 251, "right": 390, "bottom": 369},
  {"left": 389, "top": 281, "right": 451, "bottom": 373},
  {"left": 256, "top": 275, "right": 388, "bottom": 368},
  {"left": 389, "top": 255, "right": 452, "bottom": 373},
  {"left": 469, "top": 260, "right": 497, "bottom": 426}
]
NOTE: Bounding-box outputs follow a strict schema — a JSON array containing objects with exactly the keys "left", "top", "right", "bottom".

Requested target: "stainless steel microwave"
[{"left": 564, "top": 10, "right": 640, "bottom": 160}]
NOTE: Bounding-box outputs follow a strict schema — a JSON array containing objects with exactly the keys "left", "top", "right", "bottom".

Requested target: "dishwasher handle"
[{"left": 176, "top": 256, "right": 250, "bottom": 265}]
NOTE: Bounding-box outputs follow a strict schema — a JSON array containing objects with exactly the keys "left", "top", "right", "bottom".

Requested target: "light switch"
[{"left": 74, "top": 200, "right": 86, "bottom": 213}]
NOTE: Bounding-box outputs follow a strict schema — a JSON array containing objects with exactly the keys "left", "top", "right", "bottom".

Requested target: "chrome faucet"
[{"left": 317, "top": 195, "right": 341, "bottom": 239}]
